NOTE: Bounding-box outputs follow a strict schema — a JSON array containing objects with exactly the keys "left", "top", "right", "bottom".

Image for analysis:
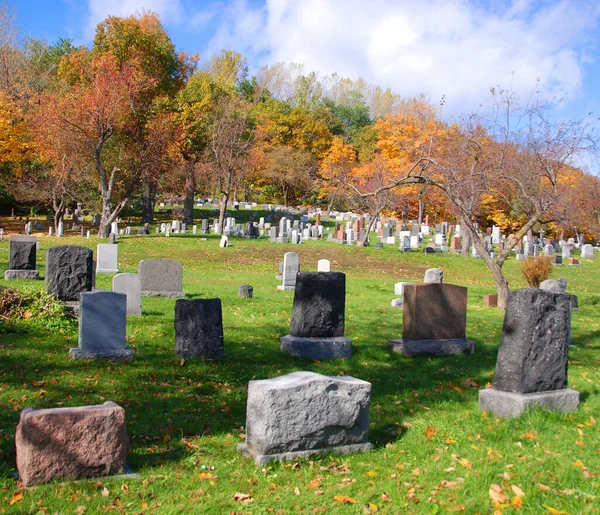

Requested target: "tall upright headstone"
[
  {"left": 96, "top": 244, "right": 119, "bottom": 273},
  {"left": 389, "top": 283, "right": 474, "bottom": 356},
  {"left": 479, "top": 289, "right": 578, "bottom": 417},
  {"left": 4, "top": 235, "right": 39, "bottom": 280},
  {"left": 70, "top": 291, "right": 134, "bottom": 360},
  {"left": 45, "top": 245, "right": 93, "bottom": 301},
  {"left": 112, "top": 273, "right": 142, "bottom": 316},
  {"left": 174, "top": 299, "right": 224, "bottom": 359},
  {"left": 138, "top": 259, "right": 184, "bottom": 298},
  {"left": 277, "top": 252, "right": 299, "bottom": 291},
  {"left": 281, "top": 272, "right": 352, "bottom": 359},
  {"left": 238, "top": 371, "right": 371, "bottom": 464}
]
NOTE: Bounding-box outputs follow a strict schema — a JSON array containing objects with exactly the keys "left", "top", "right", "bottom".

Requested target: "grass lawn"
[{"left": 0, "top": 225, "right": 598, "bottom": 514}]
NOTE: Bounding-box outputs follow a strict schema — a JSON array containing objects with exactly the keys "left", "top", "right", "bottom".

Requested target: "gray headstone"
[
  {"left": 424, "top": 268, "right": 443, "bottom": 284},
  {"left": 70, "top": 291, "right": 133, "bottom": 360},
  {"left": 96, "top": 244, "right": 119, "bottom": 273},
  {"left": 112, "top": 273, "right": 142, "bottom": 316},
  {"left": 493, "top": 289, "right": 572, "bottom": 393},
  {"left": 238, "top": 284, "right": 253, "bottom": 298},
  {"left": 174, "top": 299, "right": 224, "bottom": 359},
  {"left": 9, "top": 235, "right": 37, "bottom": 270},
  {"left": 138, "top": 259, "right": 184, "bottom": 297},
  {"left": 277, "top": 252, "right": 299, "bottom": 291},
  {"left": 238, "top": 371, "right": 372, "bottom": 464},
  {"left": 45, "top": 245, "right": 93, "bottom": 301},
  {"left": 539, "top": 278, "right": 567, "bottom": 294}
]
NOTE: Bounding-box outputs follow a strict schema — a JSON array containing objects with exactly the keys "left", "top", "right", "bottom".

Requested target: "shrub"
[
  {"left": 0, "top": 285, "right": 76, "bottom": 332},
  {"left": 520, "top": 256, "right": 554, "bottom": 288}
]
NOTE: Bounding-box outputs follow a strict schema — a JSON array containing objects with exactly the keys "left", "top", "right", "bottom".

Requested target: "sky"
[{"left": 11, "top": 0, "right": 600, "bottom": 122}]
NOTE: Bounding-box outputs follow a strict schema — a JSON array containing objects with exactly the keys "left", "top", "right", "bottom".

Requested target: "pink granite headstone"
[{"left": 16, "top": 401, "right": 128, "bottom": 486}]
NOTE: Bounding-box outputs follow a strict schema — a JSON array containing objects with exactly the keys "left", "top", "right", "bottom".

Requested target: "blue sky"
[{"left": 12, "top": 0, "right": 600, "bottom": 123}]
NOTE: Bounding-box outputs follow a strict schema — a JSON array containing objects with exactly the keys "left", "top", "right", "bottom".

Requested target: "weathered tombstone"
[
  {"left": 281, "top": 272, "right": 352, "bottom": 359},
  {"left": 4, "top": 235, "right": 39, "bottom": 280},
  {"left": 374, "top": 242, "right": 384, "bottom": 250},
  {"left": 96, "top": 243, "right": 119, "bottom": 274},
  {"left": 46, "top": 245, "right": 93, "bottom": 301},
  {"left": 389, "top": 284, "right": 474, "bottom": 356},
  {"left": 138, "top": 259, "right": 185, "bottom": 298},
  {"left": 238, "top": 371, "right": 371, "bottom": 464},
  {"left": 15, "top": 401, "right": 128, "bottom": 486},
  {"left": 108, "top": 233, "right": 117, "bottom": 244},
  {"left": 394, "top": 282, "right": 414, "bottom": 296},
  {"left": 70, "top": 291, "right": 133, "bottom": 360},
  {"left": 479, "top": 289, "right": 578, "bottom": 417},
  {"left": 174, "top": 299, "right": 224, "bottom": 359},
  {"left": 219, "top": 235, "right": 229, "bottom": 248},
  {"left": 451, "top": 235, "right": 461, "bottom": 251},
  {"left": 423, "top": 268, "right": 443, "bottom": 284},
  {"left": 484, "top": 294, "right": 498, "bottom": 307},
  {"left": 317, "top": 259, "right": 331, "bottom": 272},
  {"left": 277, "top": 252, "right": 299, "bottom": 291},
  {"left": 581, "top": 244, "right": 594, "bottom": 258},
  {"left": 238, "top": 284, "right": 253, "bottom": 298},
  {"left": 112, "top": 273, "right": 142, "bottom": 316}
]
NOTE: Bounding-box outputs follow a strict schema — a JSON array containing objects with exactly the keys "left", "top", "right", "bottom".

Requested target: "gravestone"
[
  {"left": 479, "top": 289, "right": 578, "bottom": 417},
  {"left": 4, "top": 235, "right": 39, "bottom": 280},
  {"left": 174, "top": 299, "right": 224, "bottom": 359},
  {"left": 219, "top": 235, "right": 229, "bottom": 248},
  {"left": 484, "top": 294, "right": 498, "bottom": 307},
  {"left": 317, "top": 259, "right": 331, "bottom": 272},
  {"left": 423, "top": 268, "right": 443, "bottom": 284},
  {"left": 238, "top": 284, "right": 253, "bottom": 298},
  {"left": 70, "top": 291, "right": 133, "bottom": 360},
  {"left": 112, "top": 273, "right": 142, "bottom": 316},
  {"left": 277, "top": 252, "right": 299, "bottom": 291},
  {"left": 46, "top": 246, "right": 93, "bottom": 301},
  {"left": 281, "top": 272, "right": 352, "bottom": 359},
  {"left": 238, "top": 371, "right": 371, "bottom": 464},
  {"left": 96, "top": 244, "right": 119, "bottom": 273},
  {"left": 581, "top": 244, "right": 594, "bottom": 258},
  {"left": 394, "top": 282, "right": 414, "bottom": 296},
  {"left": 15, "top": 401, "right": 128, "bottom": 486},
  {"left": 389, "top": 283, "right": 474, "bottom": 356},
  {"left": 138, "top": 259, "right": 185, "bottom": 298}
]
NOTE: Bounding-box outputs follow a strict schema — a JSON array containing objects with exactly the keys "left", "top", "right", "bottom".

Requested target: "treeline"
[{"left": 1, "top": 10, "right": 599, "bottom": 242}]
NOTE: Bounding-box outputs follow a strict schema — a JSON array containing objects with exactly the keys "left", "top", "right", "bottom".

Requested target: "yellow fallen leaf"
[
  {"left": 512, "top": 496, "right": 523, "bottom": 510},
  {"left": 10, "top": 492, "right": 23, "bottom": 506},
  {"left": 197, "top": 472, "right": 214, "bottom": 480},
  {"left": 368, "top": 502, "right": 379, "bottom": 511},
  {"left": 544, "top": 507, "right": 567, "bottom": 514},
  {"left": 573, "top": 460, "right": 584, "bottom": 467},
  {"left": 522, "top": 432, "right": 537, "bottom": 440},
  {"left": 537, "top": 483, "right": 551, "bottom": 491},
  {"left": 489, "top": 484, "right": 507, "bottom": 503},
  {"left": 458, "top": 457, "right": 472, "bottom": 470},
  {"left": 294, "top": 487, "right": 300, "bottom": 496},
  {"left": 511, "top": 485, "right": 525, "bottom": 497},
  {"left": 451, "top": 386, "right": 464, "bottom": 393},
  {"left": 162, "top": 434, "right": 170, "bottom": 443},
  {"left": 307, "top": 479, "right": 320, "bottom": 489},
  {"left": 334, "top": 495, "right": 357, "bottom": 504},
  {"left": 425, "top": 426, "right": 439, "bottom": 440},
  {"left": 366, "top": 471, "right": 378, "bottom": 477}
]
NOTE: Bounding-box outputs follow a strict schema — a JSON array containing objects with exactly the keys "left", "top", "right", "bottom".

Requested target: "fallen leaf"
[
  {"left": 381, "top": 492, "right": 392, "bottom": 502},
  {"left": 198, "top": 472, "right": 214, "bottom": 480},
  {"left": 308, "top": 479, "right": 320, "bottom": 489},
  {"left": 458, "top": 458, "right": 472, "bottom": 470},
  {"left": 334, "top": 495, "right": 357, "bottom": 505},
  {"left": 489, "top": 484, "right": 507, "bottom": 503},
  {"left": 461, "top": 378, "right": 480, "bottom": 388},
  {"left": 233, "top": 492, "right": 253, "bottom": 503},
  {"left": 537, "top": 484, "right": 551, "bottom": 491},
  {"left": 544, "top": 507, "right": 567, "bottom": 515},
  {"left": 314, "top": 489, "right": 324, "bottom": 496},
  {"left": 366, "top": 471, "right": 378, "bottom": 478},
  {"left": 162, "top": 434, "right": 170, "bottom": 443},
  {"left": 10, "top": 492, "right": 23, "bottom": 506},
  {"left": 451, "top": 385, "right": 464, "bottom": 393},
  {"left": 368, "top": 502, "right": 379, "bottom": 511},
  {"left": 425, "top": 426, "right": 439, "bottom": 440},
  {"left": 511, "top": 485, "right": 525, "bottom": 497},
  {"left": 512, "top": 496, "right": 523, "bottom": 510},
  {"left": 522, "top": 432, "right": 537, "bottom": 440},
  {"left": 101, "top": 487, "right": 109, "bottom": 497},
  {"left": 76, "top": 506, "right": 86, "bottom": 515},
  {"left": 294, "top": 487, "right": 300, "bottom": 496}
]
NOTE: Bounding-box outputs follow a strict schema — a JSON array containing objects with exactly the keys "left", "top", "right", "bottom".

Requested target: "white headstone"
[
  {"left": 112, "top": 273, "right": 142, "bottom": 316},
  {"left": 110, "top": 221, "right": 119, "bottom": 235},
  {"left": 410, "top": 235, "right": 419, "bottom": 249},
  {"left": 317, "top": 259, "right": 330, "bottom": 272},
  {"left": 582, "top": 244, "right": 594, "bottom": 259},
  {"left": 96, "top": 244, "right": 119, "bottom": 273},
  {"left": 394, "top": 282, "right": 414, "bottom": 296},
  {"left": 219, "top": 235, "right": 229, "bottom": 248},
  {"left": 278, "top": 252, "right": 299, "bottom": 290}
]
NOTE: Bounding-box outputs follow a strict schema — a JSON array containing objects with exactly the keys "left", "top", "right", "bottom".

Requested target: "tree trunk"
[
  {"left": 183, "top": 159, "right": 197, "bottom": 225},
  {"left": 460, "top": 229, "right": 471, "bottom": 257},
  {"left": 361, "top": 213, "right": 378, "bottom": 245},
  {"left": 217, "top": 192, "right": 229, "bottom": 235},
  {"left": 141, "top": 179, "right": 155, "bottom": 224},
  {"left": 417, "top": 192, "right": 425, "bottom": 224},
  {"left": 98, "top": 192, "right": 113, "bottom": 238}
]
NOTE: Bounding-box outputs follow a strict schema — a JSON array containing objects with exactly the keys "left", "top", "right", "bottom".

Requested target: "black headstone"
[
  {"left": 174, "top": 299, "right": 224, "bottom": 359},
  {"left": 9, "top": 236, "right": 37, "bottom": 270},
  {"left": 493, "top": 289, "right": 571, "bottom": 394},
  {"left": 45, "top": 245, "right": 94, "bottom": 301},
  {"left": 289, "top": 272, "right": 345, "bottom": 338}
]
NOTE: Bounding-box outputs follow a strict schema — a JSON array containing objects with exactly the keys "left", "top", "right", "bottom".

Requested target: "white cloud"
[
  {"left": 85, "top": 0, "right": 184, "bottom": 40},
  {"left": 197, "top": 0, "right": 600, "bottom": 117}
]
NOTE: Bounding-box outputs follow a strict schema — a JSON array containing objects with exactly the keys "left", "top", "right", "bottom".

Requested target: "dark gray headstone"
[
  {"left": 138, "top": 259, "right": 184, "bottom": 297},
  {"left": 9, "top": 235, "right": 37, "bottom": 270},
  {"left": 70, "top": 291, "right": 133, "bottom": 360},
  {"left": 45, "top": 245, "right": 93, "bottom": 301},
  {"left": 289, "top": 272, "right": 345, "bottom": 337},
  {"left": 238, "top": 284, "right": 253, "bottom": 298},
  {"left": 174, "top": 299, "right": 224, "bottom": 359},
  {"left": 493, "top": 289, "right": 571, "bottom": 394}
]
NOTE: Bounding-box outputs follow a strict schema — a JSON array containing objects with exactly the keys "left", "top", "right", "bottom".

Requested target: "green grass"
[{"left": 0, "top": 231, "right": 598, "bottom": 514}]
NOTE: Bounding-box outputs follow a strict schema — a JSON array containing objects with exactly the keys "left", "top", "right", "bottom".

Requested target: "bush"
[
  {"left": 0, "top": 285, "right": 76, "bottom": 332},
  {"left": 520, "top": 256, "right": 554, "bottom": 288}
]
